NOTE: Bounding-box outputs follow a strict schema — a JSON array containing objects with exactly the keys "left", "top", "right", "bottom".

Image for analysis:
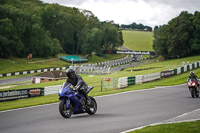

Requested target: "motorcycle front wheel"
[
  {"left": 86, "top": 96, "right": 97, "bottom": 115},
  {"left": 191, "top": 88, "right": 195, "bottom": 98},
  {"left": 195, "top": 89, "right": 199, "bottom": 97},
  {"left": 59, "top": 100, "right": 72, "bottom": 118}
]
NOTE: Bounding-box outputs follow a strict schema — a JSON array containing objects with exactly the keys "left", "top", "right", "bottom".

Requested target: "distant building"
[{"left": 32, "top": 71, "right": 66, "bottom": 84}]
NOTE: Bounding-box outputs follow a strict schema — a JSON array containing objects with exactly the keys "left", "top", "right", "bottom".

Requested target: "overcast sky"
[{"left": 41, "top": 0, "right": 200, "bottom": 27}]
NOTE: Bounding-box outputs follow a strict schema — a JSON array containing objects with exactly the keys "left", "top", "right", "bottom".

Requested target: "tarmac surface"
[
  {"left": 0, "top": 84, "right": 200, "bottom": 133},
  {"left": 0, "top": 76, "right": 33, "bottom": 86}
]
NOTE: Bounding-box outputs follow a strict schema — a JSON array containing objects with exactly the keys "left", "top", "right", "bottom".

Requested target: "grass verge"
[{"left": 129, "top": 120, "right": 200, "bottom": 133}]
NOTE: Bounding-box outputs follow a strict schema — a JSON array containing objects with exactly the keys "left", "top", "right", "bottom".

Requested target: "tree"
[
  {"left": 29, "top": 23, "right": 62, "bottom": 57},
  {"left": 0, "top": 0, "right": 124, "bottom": 58},
  {"left": 0, "top": 18, "right": 19, "bottom": 57},
  {"left": 121, "top": 22, "right": 152, "bottom": 31},
  {"left": 153, "top": 25, "right": 169, "bottom": 59},
  {"left": 190, "top": 11, "right": 200, "bottom": 54},
  {"left": 153, "top": 11, "right": 195, "bottom": 59},
  {"left": 102, "top": 22, "right": 123, "bottom": 50},
  {"left": 154, "top": 26, "right": 159, "bottom": 31},
  {"left": 167, "top": 11, "right": 194, "bottom": 58},
  {"left": 81, "top": 28, "right": 103, "bottom": 56},
  {"left": 41, "top": 4, "right": 87, "bottom": 55}
]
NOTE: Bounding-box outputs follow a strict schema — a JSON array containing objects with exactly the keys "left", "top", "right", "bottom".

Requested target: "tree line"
[
  {"left": 0, "top": 0, "right": 123, "bottom": 58},
  {"left": 153, "top": 11, "right": 200, "bottom": 59},
  {"left": 120, "top": 22, "right": 152, "bottom": 31}
]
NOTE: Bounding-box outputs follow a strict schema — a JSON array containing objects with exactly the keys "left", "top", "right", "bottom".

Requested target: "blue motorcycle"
[{"left": 58, "top": 83, "right": 97, "bottom": 118}]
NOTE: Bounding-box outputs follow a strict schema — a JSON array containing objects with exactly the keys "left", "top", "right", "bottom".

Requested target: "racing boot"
[
  {"left": 81, "top": 98, "right": 86, "bottom": 110},
  {"left": 86, "top": 98, "right": 91, "bottom": 105}
]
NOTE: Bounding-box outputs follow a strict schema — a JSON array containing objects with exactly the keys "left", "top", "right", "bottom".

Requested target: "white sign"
[{"left": 117, "top": 51, "right": 150, "bottom": 55}]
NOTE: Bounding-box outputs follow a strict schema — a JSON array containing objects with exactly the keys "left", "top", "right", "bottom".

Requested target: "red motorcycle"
[{"left": 187, "top": 78, "right": 199, "bottom": 98}]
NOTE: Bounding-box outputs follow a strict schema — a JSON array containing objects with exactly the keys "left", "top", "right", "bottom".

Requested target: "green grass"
[
  {"left": 0, "top": 58, "right": 70, "bottom": 74},
  {"left": 0, "top": 95, "right": 59, "bottom": 111},
  {"left": 129, "top": 120, "right": 200, "bottom": 133},
  {"left": 122, "top": 30, "right": 154, "bottom": 51}
]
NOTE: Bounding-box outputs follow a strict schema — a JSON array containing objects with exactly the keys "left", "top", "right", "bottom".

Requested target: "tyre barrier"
[{"left": 118, "top": 61, "right": 200, "bottom": 89}]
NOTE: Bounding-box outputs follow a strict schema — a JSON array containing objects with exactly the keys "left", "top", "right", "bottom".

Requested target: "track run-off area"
[{"left": 0, "top": 84, "right": 200, "bottom": 133}]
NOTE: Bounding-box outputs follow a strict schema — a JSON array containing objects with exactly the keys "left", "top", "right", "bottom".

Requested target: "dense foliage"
[
  {"left": 121, "top": 22, "right": 152, "bottom": 31},
  {"left": 0, "top": 0, "right": 123, "bottom": 58},
  {"left": 153, "top": 11, "right": 200, "bottom": 59}
]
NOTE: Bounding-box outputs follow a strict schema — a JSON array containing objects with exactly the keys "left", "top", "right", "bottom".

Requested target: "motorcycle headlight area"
[
  {"left": 58, "top": 88, "right": 63, "bottom": 94},
  {"left": 192, "top": 83, "right": 196, "bottom": 86}
]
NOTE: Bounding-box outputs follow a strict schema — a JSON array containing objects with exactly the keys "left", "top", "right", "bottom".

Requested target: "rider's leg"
[{"left": 78, "top": 86, "right": 90, "bottom": 104}]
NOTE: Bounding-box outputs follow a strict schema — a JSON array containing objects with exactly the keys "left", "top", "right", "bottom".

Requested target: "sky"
[{"left": 41, "top": 0, "right": 200, "bottom": 28}]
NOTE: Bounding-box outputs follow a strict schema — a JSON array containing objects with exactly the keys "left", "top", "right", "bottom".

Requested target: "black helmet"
[
  {"left": 66, "top": 68, "right": 75, "bottom": 79},
  {"left": 190, "top": 71, "right": 195, "bottom": 77}
]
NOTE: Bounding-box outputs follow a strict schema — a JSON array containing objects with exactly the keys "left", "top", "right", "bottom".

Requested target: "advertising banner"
[
  {"left": 0, "top": 88, "right": 44, "bottom": 102},
  {"left": 161, "top": 70, "right": 174, "bottom": 78}
]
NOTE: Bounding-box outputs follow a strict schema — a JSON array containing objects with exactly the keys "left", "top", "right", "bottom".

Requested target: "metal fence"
[{"left": 101, "top": 77, "right": 117, "bottom": 91}]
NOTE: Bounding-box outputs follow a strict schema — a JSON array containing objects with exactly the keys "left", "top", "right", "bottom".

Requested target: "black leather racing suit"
[{"left": 64, "top": 74, "right": 89, "bottom": 101}]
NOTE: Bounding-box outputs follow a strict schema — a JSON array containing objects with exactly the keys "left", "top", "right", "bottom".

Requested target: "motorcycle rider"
[
  {"left": 64, "top": 68, "right": 90, "bottom": 106},
  {"left": 188, "top": 71, "right": 199, "bottom": 87}
]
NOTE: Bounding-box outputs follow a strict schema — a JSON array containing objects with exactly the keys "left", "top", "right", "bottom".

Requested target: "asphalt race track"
[
  {"left": 0, "top": 76, "right": 33, "bottom": 85},
  {"left": 0, "top": 84, "right": 200, "bottom": 133}
]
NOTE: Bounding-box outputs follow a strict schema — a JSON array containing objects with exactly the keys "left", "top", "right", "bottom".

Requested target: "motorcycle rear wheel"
[{"left": 59, "top": 100, "right": 72, "bottom": 118}]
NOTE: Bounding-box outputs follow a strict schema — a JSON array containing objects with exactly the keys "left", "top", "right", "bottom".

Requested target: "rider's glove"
[
  {"left": 72, "top": 87, "right": 76, "bottom": 91},
  {"left": 74, "top": 85, "right": 80, "bottom": 90}
]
